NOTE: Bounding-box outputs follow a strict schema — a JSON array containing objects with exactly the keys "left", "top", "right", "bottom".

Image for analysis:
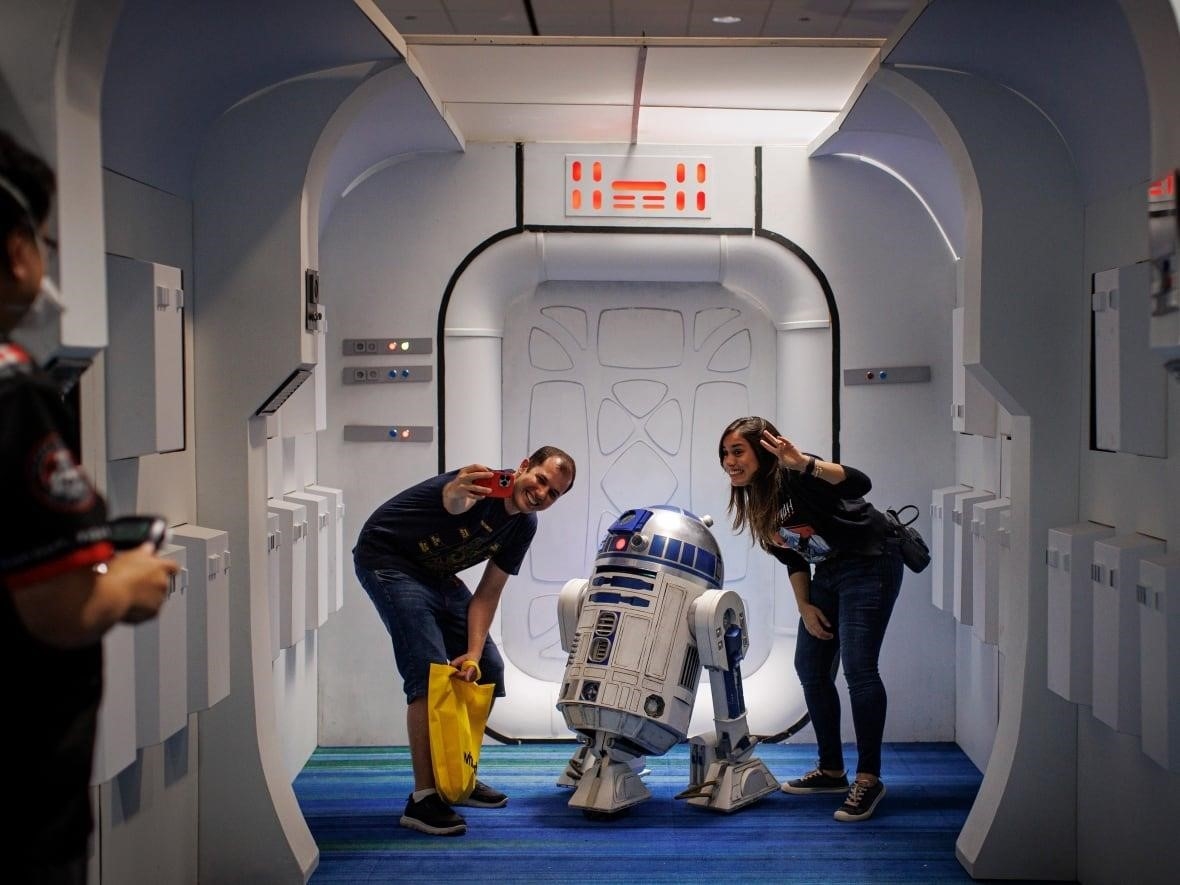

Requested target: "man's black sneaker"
[
  {"left": 834, "top": 779, "right": 886, "bottom": 821},
  {"left": 781, "top": 768, "right": 849, "bottom": 795},
  {"left": 400, "top": 792, "right": 466, "bottom": 835},
  {"left": 454, "top": 780, "right": 509, "bottom": 808}
]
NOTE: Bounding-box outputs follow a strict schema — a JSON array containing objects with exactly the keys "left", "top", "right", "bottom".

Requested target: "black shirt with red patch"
[{"left": 0, "top": 341, "right": 114, "bottom": 864}]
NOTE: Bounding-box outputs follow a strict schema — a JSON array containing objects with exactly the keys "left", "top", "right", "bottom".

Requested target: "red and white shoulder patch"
[
  {"left": 0, "top": 341, "right": 34, "bottom": 380},
  {"left": 27, "top": 431, "right": 97, "bottom": 513}
]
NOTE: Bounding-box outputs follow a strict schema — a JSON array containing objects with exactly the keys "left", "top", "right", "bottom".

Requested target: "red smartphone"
[{"left": 475, "top": 469, "right": 516, "bottom": 497}]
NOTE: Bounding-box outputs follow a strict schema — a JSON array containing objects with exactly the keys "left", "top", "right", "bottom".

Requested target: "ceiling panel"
[
  {"left": 444, "top": 102, "right": 633, "bottom": 143},
  {"left": 638, "top": 105, "right": 836, "bottom": 144},
  {"left": 409, "top": 44, "right": 641, "bottom": 104},
  {"left": 642, "top": 46, "right": 880, "bottom": 111}
]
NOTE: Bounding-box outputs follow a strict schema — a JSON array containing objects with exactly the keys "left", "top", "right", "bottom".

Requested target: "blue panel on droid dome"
[{"left": 609, "top": 509, "right": 654, "bottom": 533}]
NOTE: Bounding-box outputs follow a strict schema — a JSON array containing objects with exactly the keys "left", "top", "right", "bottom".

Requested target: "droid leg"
[
  {"left": 677, "top": 590, "right": 778, "bottom": 812},
  {"left": 556, "top": 579, "right": 594, "bottom": 788},
  {"left": 556, "top": 739, "right": 593, "bottom": 788},
  {"left": 558, "top": 741, "right": 649, "bottom": 788},
  {"left": 567, "top": 735, "right": 651, "bottom": 816}
]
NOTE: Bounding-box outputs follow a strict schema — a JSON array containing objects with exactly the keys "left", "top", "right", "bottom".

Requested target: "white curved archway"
[{"left": 442, "top": 230, "right": 836, "bottom": 741}]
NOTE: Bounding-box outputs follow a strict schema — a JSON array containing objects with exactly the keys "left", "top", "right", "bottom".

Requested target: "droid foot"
[{"left": 557, "top": 744, "right": 593, "bottom": 788}]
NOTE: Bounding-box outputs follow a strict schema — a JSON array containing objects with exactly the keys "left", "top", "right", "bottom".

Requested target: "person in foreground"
[
  {"left": 353, "top": 448, "right": 576, "bottom": 836},
  {"left": 719, "top": 416, "right": 903, "bottom": 822},
  {"left": 0, "top": 130, "right": 179, "bottom": 882}
]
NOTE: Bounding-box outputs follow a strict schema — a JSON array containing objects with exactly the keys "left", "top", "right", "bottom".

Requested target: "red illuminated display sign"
[
  {"left": 566, "top": 155, "right": 712, "bottom": 218},
  {"left": 1149, "top": 172, "right": 1175, "bottom": 201}
]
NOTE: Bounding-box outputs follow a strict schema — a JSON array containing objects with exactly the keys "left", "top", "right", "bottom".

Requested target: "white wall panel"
[
  {"left": 106, "top": 256, "right": 185, "bottom": 460},
  {"left": 972, "top": 498, "right": 1010, "bottom": 645},
  {"left": 266, "top": 512, "right": 281, "bottom": 661},
  {"left": 134, "top": 543, "right": 188, "bottom": 747},
  {"left": 1139, "top": 554, "right": 1180, "bottom": 771},
  {"left": 931, "top": 485, "right": 969, "bottom": 612},
  {"left": 1092, "top": 533, "right": 1166, "bottom": 734},
  {"left": 267, "top": 500, "right": 308, "bottom": 649},
  {"left": 171, "top": 524, "right": 231, "bottom": 712},
  {"left": 306, "top": 485, "right": 345, "bottom": 614},
  {"left": 1047, "top": 521, "right": 1115, "bottom": 705},
  {"left": 286, "top": 491, "right": 330, "bottom": 629},
  {"left": 92, "top": 625, "right": 136, "bottom": 784},
  {"left": 953, "top": 489, "right": 994, "bottom": 626}
]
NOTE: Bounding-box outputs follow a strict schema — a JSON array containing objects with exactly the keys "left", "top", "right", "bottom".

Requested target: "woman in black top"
[{"left": 719, "top": 416, "right": 903, "bottom": 822}]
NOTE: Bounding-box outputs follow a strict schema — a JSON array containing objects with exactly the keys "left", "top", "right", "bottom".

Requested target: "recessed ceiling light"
[{"left": 712, "top": 16, "right": 742, "bottom": 24}]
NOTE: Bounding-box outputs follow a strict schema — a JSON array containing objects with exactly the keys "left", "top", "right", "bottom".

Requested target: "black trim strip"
[{"left": 522, "top": 0, "right": 539, "bottom": 35}]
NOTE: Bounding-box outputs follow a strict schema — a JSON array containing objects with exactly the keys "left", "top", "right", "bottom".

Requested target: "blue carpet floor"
[{"left": 294, "top": 741, "right": 1015, "bottom": 884}]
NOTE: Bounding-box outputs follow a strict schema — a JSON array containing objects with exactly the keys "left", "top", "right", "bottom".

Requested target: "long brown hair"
[{"left": 719, "top": 416, "right": 786, "bottom": 551}]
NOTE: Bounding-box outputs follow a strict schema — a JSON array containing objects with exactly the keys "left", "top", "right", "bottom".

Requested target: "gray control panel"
[
  {"left": 343, "top": 366, "right": 433, "bottom": 384},
  {"left": 343, "top": 425, "right": 434, "bottom": 443},
  {"left": 843, "top": 365, "right": 931, "bottom": 386},
  {"left": 342, "top": 337, "right": 432, "bottom": 356}
]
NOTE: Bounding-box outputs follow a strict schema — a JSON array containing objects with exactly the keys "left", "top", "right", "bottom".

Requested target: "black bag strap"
[{"left": 890, "top": 504, "right": 920, "bottom": 527}]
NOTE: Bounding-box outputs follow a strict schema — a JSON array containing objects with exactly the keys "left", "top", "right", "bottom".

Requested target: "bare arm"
[
  {"left": 9, "top": 544, "right": 179, "bottom": 648},
  {"left": 450, "top": 560, "right": 511, "bottom": 680}
]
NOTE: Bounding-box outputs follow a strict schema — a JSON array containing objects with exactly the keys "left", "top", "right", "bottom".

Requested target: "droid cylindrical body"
[{"left": 557, "top": 506, "right": 723, "bottom": 756}]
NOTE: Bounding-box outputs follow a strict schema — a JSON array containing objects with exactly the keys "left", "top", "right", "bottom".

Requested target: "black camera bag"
[{"left": 885, "top": 505, "right": 931, "bottom": 573}]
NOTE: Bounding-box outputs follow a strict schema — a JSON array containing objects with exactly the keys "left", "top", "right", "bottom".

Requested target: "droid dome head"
[{"left": 596, "top": 505, "right": 723, "bottom": 589}]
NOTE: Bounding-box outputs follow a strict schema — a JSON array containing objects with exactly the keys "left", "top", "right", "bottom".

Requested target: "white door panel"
[{"left": 501, "top": 280, "right": 778, "bottom": 689}]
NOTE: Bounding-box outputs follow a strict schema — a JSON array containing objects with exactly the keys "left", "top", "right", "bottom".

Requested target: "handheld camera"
[{"left": 108, "top": 515, "right": 169, "bottom": 552}]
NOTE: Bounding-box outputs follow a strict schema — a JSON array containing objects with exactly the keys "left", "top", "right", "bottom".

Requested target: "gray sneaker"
[
  {"left": 834, "top": 779, "right": 886, "bottom": 821},
  {"left": 400, "top": 792, "right": 466, "bottom": 836},
  {"left": 781, "top": 768, "right": 849, "bottom": 795},
  {"left": 454, "top": 780, "right": 508, "bottom": 808}
]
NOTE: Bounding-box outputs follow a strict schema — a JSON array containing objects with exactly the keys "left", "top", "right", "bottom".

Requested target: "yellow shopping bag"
[{"left": 427, "top": 661, "right": 495, "bottom": 804}]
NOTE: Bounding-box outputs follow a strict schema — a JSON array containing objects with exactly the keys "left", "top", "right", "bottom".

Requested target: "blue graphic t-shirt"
[{"left": 352, "top": 469, "right": 537, "bottom": 584}]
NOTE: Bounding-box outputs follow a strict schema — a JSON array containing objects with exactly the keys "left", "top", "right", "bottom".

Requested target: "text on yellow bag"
[{"left": 426, "top": 661, "right": 495, "bottom": 803}]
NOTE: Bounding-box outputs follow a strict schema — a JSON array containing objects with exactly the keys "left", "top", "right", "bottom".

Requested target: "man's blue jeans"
[
  {"left": 355, "top": 564, "right": 506, "bottom": 703},
  {"left": 793, "top": 549, "right": 904, "bottom": 778}
]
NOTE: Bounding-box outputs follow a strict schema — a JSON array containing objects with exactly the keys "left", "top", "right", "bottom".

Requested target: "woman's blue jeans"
[{"left": 793, "top": 549, "right": 903, "bottom": 778}]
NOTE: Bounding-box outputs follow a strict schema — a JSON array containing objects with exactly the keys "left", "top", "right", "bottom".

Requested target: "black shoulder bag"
[{"left": 885, "top": 504, "right": 931, "bottom": 573}]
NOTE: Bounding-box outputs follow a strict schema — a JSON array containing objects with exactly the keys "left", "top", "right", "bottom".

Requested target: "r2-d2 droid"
[{"left": 555, "top": 506, "right": 778, "bottom": 815}]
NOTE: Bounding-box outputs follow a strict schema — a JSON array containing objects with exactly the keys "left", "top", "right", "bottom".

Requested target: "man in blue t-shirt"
[{"left": 353, "top": 449, "right": 576, "bottom": 836}]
